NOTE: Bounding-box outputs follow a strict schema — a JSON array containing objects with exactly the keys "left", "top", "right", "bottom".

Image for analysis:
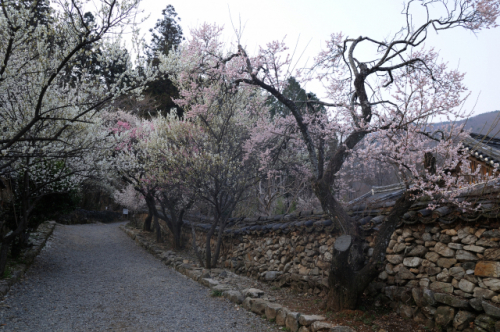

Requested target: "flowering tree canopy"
[
  {"left": 0, "top": 0, "right": 156, "bottom": 276},
  {"left": 159, "top": 0, "right": 500, "bottom": 310},
  {"left": 0, "top": 0, "right": 156, "bottom": 174}
]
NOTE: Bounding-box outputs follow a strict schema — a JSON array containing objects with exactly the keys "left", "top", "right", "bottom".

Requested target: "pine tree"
[
  {"left": 267, "top": 77, "right": 324, "bottom": 119},
  {"left": 144, "top": 5, "right": 184, "bottom": 117},
  {"left": 147, "top": 5, "right": 184, "bottom": 65}
]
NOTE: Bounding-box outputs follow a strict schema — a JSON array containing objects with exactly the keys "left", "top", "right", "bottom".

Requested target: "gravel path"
[{"left": 0, "top": 222, "right": 278, "bottom": 332}]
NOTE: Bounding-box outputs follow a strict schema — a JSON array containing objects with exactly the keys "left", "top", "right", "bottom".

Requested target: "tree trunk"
[
  {"left": 205, "top": 220, "right": 218, "bottom": 269},
  {"left": 11, "top": 232, "right": 29, "bottom": 259},
  {"left": 326, "top": 247, "right": 382, "bottom": 311},
  {"left": 0, "top": 240, "right": 11, "bottom": 277},
  {"left": 168, "top": 210, "right": 183, "bottom": 249},
  {"left": 143, "top": 195, "right": 155, "bottom": 232},
  {"left": 154, "top": 214, "right": 161, "bottom": 243},
  {"left": 211, "top": 219, "right": 227, "bottom": 267},
  {"left": 191, "top": 223, "right": 204, "bottom": 267},
  {"left": 325, "top": 234, "right": 366, "bottom": 310},
  {"left": 143, "top": 213, "right": 152, "bottom": 232},
  {"left": 313, "top": 177, "right": 415, "bottom": 311},
  {"left": 312, "top": 180, "right": 358, "bottom": 236},
  {"left": 172, "top": 222, "right": 182, "bottom": 249}
]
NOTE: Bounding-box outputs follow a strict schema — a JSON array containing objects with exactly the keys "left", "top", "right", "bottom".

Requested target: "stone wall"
[
  {"left": 375, "top": 221, "right": 500, "bottom": 331},
  {"left": 133, "top": 198, "right": 500, "bottom": 331}
]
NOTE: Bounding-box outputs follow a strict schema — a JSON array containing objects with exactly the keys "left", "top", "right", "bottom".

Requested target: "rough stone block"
[
  {"left": 185, "top": 269, "right": 202, "bottom": 281},
  {"left": 456, "top": 250, "right": 479, "bottom": 261},
  {"left": 462, "top": 234, "right": 478, "bottom": 245},
  {"left": 265, "top": 271, "right": 281, "bottom": 280},
  {"left": 459, "top": 279, "right": 476, "bottom": 293},
  {"left": 474, "top": 287, "right": 496, "bottom": 300},
  {"left": 408, "top": 245, "right": 428, "bottom": 257},
  {"left": 448, "top": 243, "right": 464, "bottom": 250},
  {"left": 423, "top": 288, "right": 437, "bottom": 306},
  {"left": 242, "top": 288, "right": 264, "bottom": 298},
  {"left": 484, "top": 248, "right": 500, "bottom": 260},
  {"left": 482, "top": 300, "right": 500, "bottom": 318},
  {"left": 437, "top": 269, "right": 452, "bottom": 282},
  {"left": 403, "top": 257, "right": 423, "bottom": 267},
  {"left": 223, "top": 290, "right": 244, "bottom": 304},
  {"left": 482, "top": 230, "right": 500, "bottom": 238},
  {"left": 399, "top": 304, "right": 414, "bottom": 318},
  {"left": 426, "top": 266, "right": 442, "bottom": 276},
  {"left": 201, "top": 278, "right": 219, "bottom": 288},
  {"left": 475, "top": 314, "right": 497, "bottom": 331},
  {"left": 242, "top": 297, "right": 256, "bottom": 311},
  {"left": 430, "top": 281, "right": 454, "bottom": 294},
  {"left": 298, "top": 315, "right": 326, "bottom": 326},
  {"left": 276, "top": 308, "right": 289, "bottom": 326},
  {"left": 387, "top": 254, "right": 403, "bottom": 264},
  {"left": 251, "top": 299, "right": 268, "bottom": 315},
  {"left": 475, "top": 261, "right": 500, "bottom": 278},
  {"left": 437, "top": 258, "right": 457, "bottom": 268},
  {"left": 212, "top": 284, "right": 232, "bottom": 292},
  {"left": 412, "top": 288, "right": 425, "bottom": 307},
  {"left": 265, "top": 302, "right": 282, "bottom": 319},
  {"left": 477, "top": 238, "right": 500, "bottom": 249},
  {"left": 425, "top": 251, "right": 440, "bottom": 262},
  {"left": 285, "top": 312, "right": 300, "bottom": 332},
  {"left": 434, "top": 293, "right": 469, "bottom": 308},
  {"left": 464, "top": 245, "right": 486, "bottom": 253},
  {"left": 435, "top": 306, "right": 456, "bottom": 326},
  {"left": 396, "top": 266, "right": 416, "bottom": 280},
  {"left": 450, "top": 267, "right": 466, "bottom": 280},
  {"left": 469, "top": 297, "right": 484, "bottom": 311},
  {"left": 310, "top": 321, "right": 335, "bottom": 331},
  {"left": 483, "top": 278, "right": 500, "bottom": 292},
  {"left": 435, "top": 242, "right": 456, "bottom": 257},
  {"left": 453, "top": 310, "right": 476, "bottom": 330},
  {"left": 421, "top": 305, "right": 436, "bottom": 318}
]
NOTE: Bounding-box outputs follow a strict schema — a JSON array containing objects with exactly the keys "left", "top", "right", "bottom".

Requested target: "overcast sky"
[{"left": 137, "top": 0, "right": 500, "bottom": 117}]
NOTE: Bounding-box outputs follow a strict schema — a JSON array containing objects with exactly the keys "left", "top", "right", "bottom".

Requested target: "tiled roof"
[
  {"left": 183, "top": 181, "right": 500, "bottom": 236},
  {"left": 181, "top": 133, "right": 500, "bottom": 236},
  {"left": 464, "top": 133, "right": 500, "bottom": 167}
]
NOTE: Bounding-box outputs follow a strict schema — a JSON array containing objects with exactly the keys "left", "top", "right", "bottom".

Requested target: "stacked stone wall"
[
  {"left": 132, "top": 210, "right": 500, "bottom": 331},
  {"left": 374, "top": 221, "right": 500, "bottom": 331}
]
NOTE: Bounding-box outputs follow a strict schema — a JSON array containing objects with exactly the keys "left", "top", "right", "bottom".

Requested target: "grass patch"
[{"left": 210, "top": 290, "right": 223, "bottom": 297}]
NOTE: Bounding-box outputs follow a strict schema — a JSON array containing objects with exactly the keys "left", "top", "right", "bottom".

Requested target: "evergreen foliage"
[{"left": 144, "top": 5, "right": 184, "bottom": 117}]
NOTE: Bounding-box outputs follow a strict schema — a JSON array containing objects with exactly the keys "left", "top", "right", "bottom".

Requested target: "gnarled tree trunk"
[
  {"left": 171, "top": 220, "right": 182, "bottom": 249},
  {"left": 316, "top": 185, "right": 415, "bottom": 311},
  {"left": 205, "top": 220, "right": 218, "bottom": 269},
  {"left": 211, "top": 218, "right": 227, "bottom": 267},
  {"left": 143, "top": 195, "right": 155, "bottom": 232},
  {"left": 153, "top": 214, "right": 161, "bottom": 243}
]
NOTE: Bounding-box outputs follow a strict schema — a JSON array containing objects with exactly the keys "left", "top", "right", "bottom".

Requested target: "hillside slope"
[{"left": 435, "top": 110, "right": 500, "bottom": 137}]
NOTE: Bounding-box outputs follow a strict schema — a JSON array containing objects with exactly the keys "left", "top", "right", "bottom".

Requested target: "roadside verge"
[
  {"left": 0, "top": 221, "right": 56, "bottom": 298},
  {"left": 121, "top": 224, "right": 355, "bottom": 332}
]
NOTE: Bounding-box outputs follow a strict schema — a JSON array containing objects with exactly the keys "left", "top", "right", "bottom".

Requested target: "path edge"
[
  {"left": 0, "top": 220, "right": 57, "bottom": 299},
  {"left": 120, "top": 224, "right": 353, "bottom": 332}
]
